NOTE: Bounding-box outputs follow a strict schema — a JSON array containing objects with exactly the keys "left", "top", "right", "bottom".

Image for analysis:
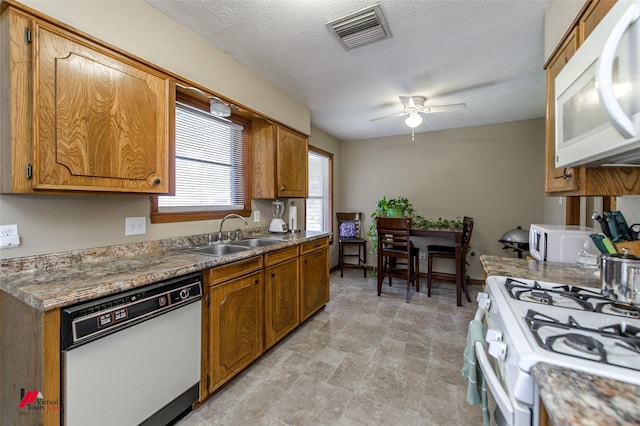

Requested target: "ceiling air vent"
[{"left": 326, "top": 4, "right": 392, "bottom": 50}]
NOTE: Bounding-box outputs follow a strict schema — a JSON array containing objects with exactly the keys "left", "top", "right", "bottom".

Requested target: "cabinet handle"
[
  {"left": 271, "top": 273, "right": 276, "bottom": 278},
  {"left": 554, "top": 168, "right": 572, "bottom": 180},
  {"left": 314, "top": 243, "right": 320, "bottom": 248},
  {"left": 280, "top": 185, "right": 286, "bottom": 192},
  {"left": 254, "top": 279, "right": 259, "bottom": 285},
  {"left": 153, "top": 178, "right": 162, "bottom": 185}
]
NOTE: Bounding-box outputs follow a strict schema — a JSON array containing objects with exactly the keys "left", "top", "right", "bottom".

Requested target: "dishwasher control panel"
[{"left": 61, "top": 272, "right": 203, "bottom": 350}]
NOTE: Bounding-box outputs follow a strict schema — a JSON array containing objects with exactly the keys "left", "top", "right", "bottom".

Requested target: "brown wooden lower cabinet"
[
  {"left": 208, "top": 270, "right": 264, "bottom": 391},
  {"left": 300, "top": 242, "right": 330, "bottom": 322},
  {"left": 200, "top": 236, "right": 330, "bottom": 402},
  {"left": 265, "top": 255, "right": 300, "bottom": 349}
]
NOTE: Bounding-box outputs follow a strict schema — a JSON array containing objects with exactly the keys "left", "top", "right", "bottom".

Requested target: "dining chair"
[
  {"left": 376, "top": 217, "right": 420, "bottom": 303},
  {"left": 337, "top": 212, "right": 367, "bottom": 277},
  {"left": 426, "top": 216, "right": 474, "bottom": 303}
]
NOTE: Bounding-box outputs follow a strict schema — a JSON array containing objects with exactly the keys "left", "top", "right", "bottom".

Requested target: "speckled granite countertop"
[
  {"left": 0, "top": 230, "right": 328, "bottom": 312},
  {"left": 479, "top": 255, "right": 601, "bottom": 288},
  {"left": 481, "top": 256, "right": 640, "bottom": 426},
  {"left": 532, "top": 363, "right": 640, "bottom": 426}
]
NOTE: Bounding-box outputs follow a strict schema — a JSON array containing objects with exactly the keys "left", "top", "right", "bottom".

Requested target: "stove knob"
[
  {"left": 488, "top": 341, "right": 508, "bottom": 361},
  {"left": 486, "top": 329, "right": 503, "bottom": 342},
  {"left": 179, "top": 289, "right": 190, "bottom": 299},
  {"left": 477, "top": 292, "right": 491, "bottom": 311},
  {"left": 158, "top": 296, "right": 167, "bottom": 307}
]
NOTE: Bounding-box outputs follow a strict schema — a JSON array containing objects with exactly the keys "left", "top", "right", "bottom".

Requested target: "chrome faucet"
[{"left": 218, "top": 214, "right": 248, "bottom": 241}]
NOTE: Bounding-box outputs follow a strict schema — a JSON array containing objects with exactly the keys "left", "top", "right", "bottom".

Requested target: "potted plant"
[{"left": 366, "top": 196, "right": 423, "bottom": 275}]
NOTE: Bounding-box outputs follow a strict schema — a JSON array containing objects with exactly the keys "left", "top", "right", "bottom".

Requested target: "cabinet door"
[
  {"left": 33, "top": 21, "right": 173, "bottom": 193},
  {"left": 277, "top": 127, "right": 308, "bottom": 198},
  {"left": 209, "top": 271, "right": 263, "bottom": 391},
  {"left": 545, "top": 27, "right": 580, "bottom": 193},
  {"left": 299, "top": 247, "right": 329, "bottom": 322},
  {"left": 264, "top": 257, "right": 299, "bottom": 348}
]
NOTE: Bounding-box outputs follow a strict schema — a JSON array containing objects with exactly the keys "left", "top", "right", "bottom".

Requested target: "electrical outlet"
[
  {"left": 0, "top": 224, "right": 20, "bottom": 248},
  {"left": 125, "top": 217, "right": 146, "bottom": 236},
  {"left": 253, "top": 211, "right": 261, "bottom": 222},
  {"left": 419, "top": 251, "right": 426, "bottom": 260},
  {"left": 1, "top": 224, "right": 18, "bottom": 236}
]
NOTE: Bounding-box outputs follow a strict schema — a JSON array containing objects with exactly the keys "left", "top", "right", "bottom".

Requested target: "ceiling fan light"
[{"left": 404, "top": 113, "right": 423, "bottom": 128}]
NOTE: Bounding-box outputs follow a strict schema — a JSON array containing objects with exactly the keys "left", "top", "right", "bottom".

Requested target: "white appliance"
[
  {"left": 269, "top": 200, "right": 288, "bottom": 233},
  {"left": 475, "top": 276, "right": 640, "bottom": 425},
  {"left": 555, "top": 0, "right": 640, "bottom": 167},
  {"left": 528, "top": 224, "right": 597, "bottom": 263},
  {"left": 62, "top": 273, "right": 203, "bottom": 426}
]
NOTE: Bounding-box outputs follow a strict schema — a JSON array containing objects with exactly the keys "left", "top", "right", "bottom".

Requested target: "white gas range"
[{"left": 476, "top": 275, "right": 640, "bottom": 426}]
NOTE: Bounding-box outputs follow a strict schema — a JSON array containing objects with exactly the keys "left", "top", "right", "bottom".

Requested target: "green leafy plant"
[{"left": 366, "top": 196, "right": 424, "bottom": 275}]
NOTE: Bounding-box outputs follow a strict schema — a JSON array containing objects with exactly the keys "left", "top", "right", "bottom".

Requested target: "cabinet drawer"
[
  {"left": 300, "top": 237, "right": 329, "bottom": 255},
  {"left": 264, "top": 246, "right": 299, "bottom": 267},
  {"left": 205, "top": 257, "right": 262, "bottom": 286}
]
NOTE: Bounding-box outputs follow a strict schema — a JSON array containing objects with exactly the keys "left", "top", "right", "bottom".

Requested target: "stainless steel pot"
[{"left": 601, "top": 248, "right": 640, "bottom": 304}]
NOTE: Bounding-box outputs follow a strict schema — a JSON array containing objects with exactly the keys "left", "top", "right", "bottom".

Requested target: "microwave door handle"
[
  {"left": 474, "top": 341, "right": 514, "bottom": 421},
  {"left": 597, "top": 4, "right": 640, "bottom": 139}
]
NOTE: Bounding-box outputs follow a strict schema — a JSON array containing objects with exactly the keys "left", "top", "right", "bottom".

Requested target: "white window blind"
[{"left": 158, "top": 103, "right": 246, "bottom": 212}]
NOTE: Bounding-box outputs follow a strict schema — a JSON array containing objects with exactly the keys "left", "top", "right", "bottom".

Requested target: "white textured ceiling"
[{"left": 147, "top": 0, "right": 548, "bottom": 141}]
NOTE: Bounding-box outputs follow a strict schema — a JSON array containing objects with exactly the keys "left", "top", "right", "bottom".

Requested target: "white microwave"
[
  {"left": 555, "top": 0, "right": 640, "bottom": 167},
  {"left": 529, "top": 224, "right": 597, "bottom": 263}
]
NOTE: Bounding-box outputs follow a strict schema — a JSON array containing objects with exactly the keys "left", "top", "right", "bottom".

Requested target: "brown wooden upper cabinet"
[
  {"left": 544, "top": 0, "right": 640, "bottom": 196},
  {"left": 251, "top": 118, "right": 308, "bottom": 199},
  {"left": 1, "top": 4, "right": 174, "bottom": 194}
]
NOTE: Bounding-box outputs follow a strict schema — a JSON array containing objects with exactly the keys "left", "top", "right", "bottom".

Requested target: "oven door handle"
[{"left": 474, "top": 341, "right": 514, "bottom": 421}]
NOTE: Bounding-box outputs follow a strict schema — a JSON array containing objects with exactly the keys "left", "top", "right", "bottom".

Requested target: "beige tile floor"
[{"left": 177, "top": 269, "right": 484, "bottom": 425}]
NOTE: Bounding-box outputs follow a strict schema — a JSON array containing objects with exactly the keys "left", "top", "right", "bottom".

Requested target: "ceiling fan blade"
[
  {"left": 424, "top": 103, "right": 467, "bottom": 113},
  {"left": 370, "top": 111, "right": 409, "bottom": 122}
]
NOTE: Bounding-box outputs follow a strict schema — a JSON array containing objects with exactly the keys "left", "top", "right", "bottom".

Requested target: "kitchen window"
[
  {"left": 306, "top": 146, "right": 333, "bottom": 239},
  {"left": 151, "top": 92, "right": 250, "bottom": 223}
]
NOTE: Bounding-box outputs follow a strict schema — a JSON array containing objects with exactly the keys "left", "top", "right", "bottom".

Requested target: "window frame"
[
  {"left": 306, "top": 145, "right": 334, "bottom": 244},
  {"left": 150, "top": 91, "right": 252, "bottom": 223}
]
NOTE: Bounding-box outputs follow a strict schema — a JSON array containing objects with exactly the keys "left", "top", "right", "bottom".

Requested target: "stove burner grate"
[
  {"left": 596, "top": 302, "right": 640, "bottom": 319},
  {"left": 524, "top": 309, "right": 640, "bottom": 371},
  {"left": 563, "top": 333, "right": 603, "bottom": 356}
]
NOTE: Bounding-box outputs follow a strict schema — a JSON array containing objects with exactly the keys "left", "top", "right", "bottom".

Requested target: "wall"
[
  {"left": 617, "top": 196, "right": 640, "bottom": 225},
  {"left": 341, "top": 118, "right": 547, "bottom": 280},
  {"left": 544, "top": 0, "right": 587, "bottom": 63},
  {"left": 0, "top": 0, "right": 316, "bottom": 259}
]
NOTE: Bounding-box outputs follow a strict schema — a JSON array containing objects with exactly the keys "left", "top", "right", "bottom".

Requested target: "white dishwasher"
[{"left": 61, "top": 272, "right": 203, "bottom": 426}]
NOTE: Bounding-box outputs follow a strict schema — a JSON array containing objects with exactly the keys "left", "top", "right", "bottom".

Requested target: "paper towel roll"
[{"left": 288, "top": 204, "right": 297, "bottom": 231}]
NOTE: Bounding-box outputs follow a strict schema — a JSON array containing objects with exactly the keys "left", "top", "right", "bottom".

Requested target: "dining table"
[{"left": 410, "top": 227, "right": 471, "bottom": 306}]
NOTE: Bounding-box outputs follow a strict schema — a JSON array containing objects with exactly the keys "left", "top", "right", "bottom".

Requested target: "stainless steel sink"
[
  {"left": 181, "top": 244, "right": 249, "bottom": 256},
  {"left": 231, "top": 238, "right": 283, "bottom": 248}
]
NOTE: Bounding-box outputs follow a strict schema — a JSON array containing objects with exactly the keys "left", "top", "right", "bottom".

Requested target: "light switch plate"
[
  {"left": 253, "top": 211, "right": 261, "bottom": 222},
  {"left": 125, "top": 217, "right": 146, "bottom": 236}
]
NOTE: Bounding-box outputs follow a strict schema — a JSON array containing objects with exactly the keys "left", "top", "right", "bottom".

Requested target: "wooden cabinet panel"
[
  {"left": 265, "top": 257, "right": 299, "bottom": 348},
  {"left": 33, "top": 22, "right": 173, "bottom": 193},
  {"left": 300, "top": 243, "right": 329, "bottom": 322},
  {"left": 277, "top": 127, "right": 308, "bottom": 198},
  {"left": 208, "top": 270, "right": 263, "bottom": 391},
  {"left": 1, "top": 4, "right": 174, "bottom": 194},
  {"left": 264, "top": 245, "right": 298, "bottom": 267},
  {"left": 580, "top": 0, "right": 616, "bottom": 42},
  {"left": 300, "top": 237, "right": 329, "bottom": 255},
  {"left": 251, "top": 119, "right": 308, "bottom": 198}
]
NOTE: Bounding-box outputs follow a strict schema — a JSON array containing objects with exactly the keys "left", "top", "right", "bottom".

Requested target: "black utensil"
[{"left": 592, "top": 212, "right": 612, "bottom": 238}]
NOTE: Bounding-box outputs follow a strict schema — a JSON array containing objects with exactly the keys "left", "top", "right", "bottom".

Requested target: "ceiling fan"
[{"left": 372, "top": 96, "right": 466, "bottom": 139}]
